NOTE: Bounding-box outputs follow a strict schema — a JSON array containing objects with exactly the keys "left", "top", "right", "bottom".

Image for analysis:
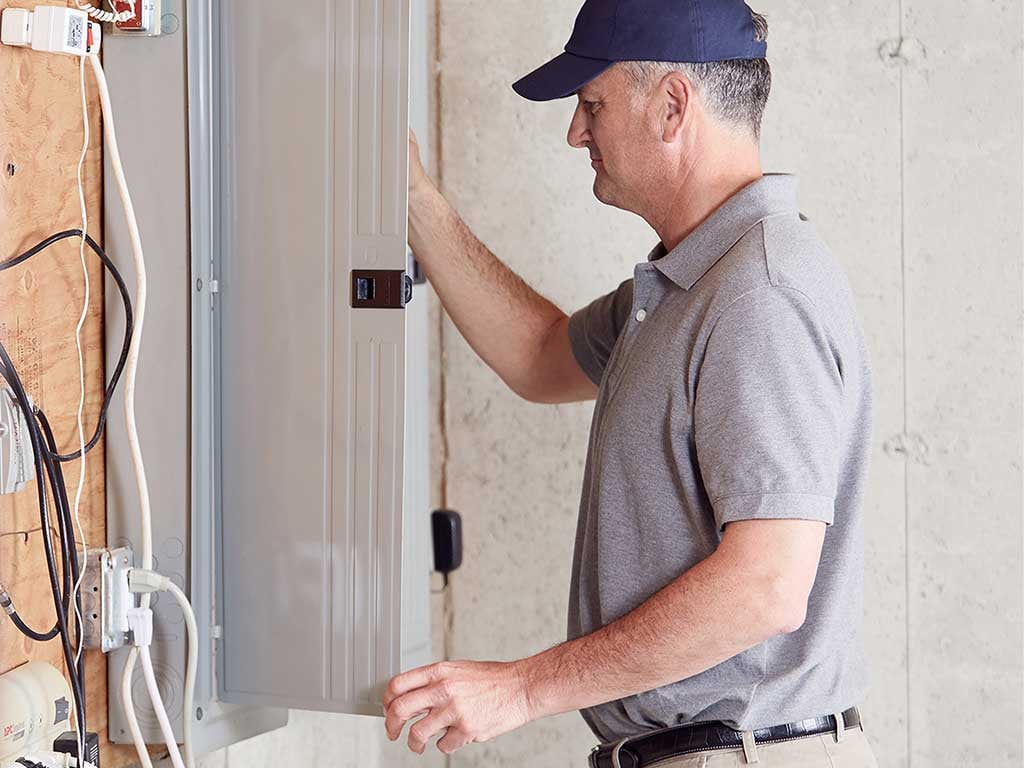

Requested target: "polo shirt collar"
[{"left": 649, "top": 174, "right": 799, "bottom": 290}]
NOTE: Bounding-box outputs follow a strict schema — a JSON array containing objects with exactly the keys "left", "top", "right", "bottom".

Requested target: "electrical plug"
[
  {"left": 127, "top": 568, "right": 169, "bottom": 594},
  {"left": 126, "top": 606, "right": 153, "bottom": 648}
]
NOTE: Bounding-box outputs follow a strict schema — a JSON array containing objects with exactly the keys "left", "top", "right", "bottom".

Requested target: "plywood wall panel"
[{"left": 0, "top": 0, "right": 113, "bottom": 760}]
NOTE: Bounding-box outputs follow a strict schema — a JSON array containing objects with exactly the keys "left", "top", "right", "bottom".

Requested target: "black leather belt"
[{"left": 588, "top": 706, "right": 862, "bottom": 768}]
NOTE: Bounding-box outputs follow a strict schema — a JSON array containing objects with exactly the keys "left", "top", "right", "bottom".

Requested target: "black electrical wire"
[
  {"left": 0, "top": 360, "right": 69, "bottom": 643},
  {"left": 5, "top": 603, "right": 59, "bottom": 642},
  {"left": 36, "top": 408, "right": 86, "bottom": 686},
  {"left": 2, "top": 410, "right": 81, "bottom": 644},
  {"left": 0, "top": 350, "right": 85, "bottom": 733},
  {"left": 0, "top": 229, "right": 134, "bottom": 462},
  {"left": 0, "top": 343, "right": 86, "bottom": 741},
  {"left": 0, "top": 414, "right": 72, "bottom": 643},
  {"left": 0, "top": 361, "right": 86, "bottom": 743},
  {"left": 0, "top": 230, "right": 134, "bottom": 742}
]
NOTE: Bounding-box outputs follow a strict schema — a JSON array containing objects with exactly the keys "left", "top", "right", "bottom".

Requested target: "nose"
[{"left": 567, "top": 102, "right": 590, "bottom": 149}]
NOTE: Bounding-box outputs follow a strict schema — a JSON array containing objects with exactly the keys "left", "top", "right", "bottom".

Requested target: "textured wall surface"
[
  {"left": 174, "top": 3, "right": 1021, "bottom": 767},
  {"left": 436, "top": 2, "right": 1023, "bottom": 768},
  {"left": 435, "top": 1, "right": 651, "bottom": 765}
]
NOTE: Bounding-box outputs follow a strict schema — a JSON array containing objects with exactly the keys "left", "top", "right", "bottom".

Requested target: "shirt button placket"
[{"left": 604, "top": 272, "right": 651, "bottom": 395}]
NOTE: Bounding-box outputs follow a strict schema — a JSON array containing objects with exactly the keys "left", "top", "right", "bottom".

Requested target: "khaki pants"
[{"left": 652, "top": 718, "right": 879, "bottom": 767}]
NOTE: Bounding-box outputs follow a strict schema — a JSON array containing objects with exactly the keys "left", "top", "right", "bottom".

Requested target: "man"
[{"left": 384, "top": 1, "right": 878, "bottom": 765}]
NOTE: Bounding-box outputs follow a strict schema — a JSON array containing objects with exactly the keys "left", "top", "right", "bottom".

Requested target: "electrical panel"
[
  {"left": 102, "top": 0, "right": 427, "bottom": 751},
  {"left": 212, "top": 0, "right": 412, "bottom": 711}
]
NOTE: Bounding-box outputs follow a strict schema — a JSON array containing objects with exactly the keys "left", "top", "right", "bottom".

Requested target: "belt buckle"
[{"left": 610, "top": 737, "right": 632, "bottom": 768}]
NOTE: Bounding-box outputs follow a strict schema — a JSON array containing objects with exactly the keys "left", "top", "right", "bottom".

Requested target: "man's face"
[{"left": 567, "top": 65, "right": 662, "bottom": 213}]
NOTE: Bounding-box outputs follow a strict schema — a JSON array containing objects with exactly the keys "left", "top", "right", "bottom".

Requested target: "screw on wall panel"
[
  {"left": 883, "top": 432, "right": 931, "bottom": 465},
  {"left": 161, "top": 13, "right": 179, "bottom": 35},
  {"left": 879, "top": 37, "right": 926, "bottom": 67},
  {"left": 196, "top": 707, "right": 204, "bottom": 721},
  {"left": 5, "top": 163, "right": 16, "bottom": 177},
  {"left": 196, "top": 278, "right": 203, "bottom": 292}
]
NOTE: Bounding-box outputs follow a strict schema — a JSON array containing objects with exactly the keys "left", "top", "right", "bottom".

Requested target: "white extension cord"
[
  {"left": 127, "top": 569, "right": 198, "bottom": 768},
  {"left": 88, "top": 51, "right": 199, "bottom": 768},
  {"left": 85, "top": 52, "right": 178, "bottom": 768},
  {"left": 127, "top": 608, "right": 186, "bottom": 768},
  {"left": 69, "top": 49, "right": 91, "bottom": 766}
]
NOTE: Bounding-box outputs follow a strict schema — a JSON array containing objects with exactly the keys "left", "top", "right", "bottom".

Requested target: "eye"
[{"left": 584, "top": 100, "right": 601, "bottom": 114}]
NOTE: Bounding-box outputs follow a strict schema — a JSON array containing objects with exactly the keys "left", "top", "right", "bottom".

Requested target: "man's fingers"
[
  {"left": 436, "top": 726, "right": 471, "bottom": 755},
  {"left": 384, "top": 680, "right": 450, "bottom": 740},
  {"left": 383, "top": 662, "right": 445, "bottom": 710},
  {"left": 384, "top": 706, "right": 427, "bottom": 742},
  {"left": 407, "top": 707, "right": 454, "bottom": 754}
]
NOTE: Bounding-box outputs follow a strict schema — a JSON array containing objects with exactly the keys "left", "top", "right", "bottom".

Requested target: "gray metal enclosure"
[
  {"left": 104, "top": 0, "right": 427, "bottom": 750},
  {"left": 213, "top": 0, "right": 412, "bottom": 713}
]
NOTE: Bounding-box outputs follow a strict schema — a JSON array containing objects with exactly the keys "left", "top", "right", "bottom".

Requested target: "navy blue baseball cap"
[{"left": 513, "top": 0, "right": 767, "bottom": 102}]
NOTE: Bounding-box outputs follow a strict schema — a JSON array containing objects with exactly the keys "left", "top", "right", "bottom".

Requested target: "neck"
[{"left": 649, "top": 135, "right": 763, "bottom": 253}]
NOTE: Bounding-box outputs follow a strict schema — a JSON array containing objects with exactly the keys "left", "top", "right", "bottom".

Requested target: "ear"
[{"left": 661, "top": 72, "right": 692, "bottom": 143}]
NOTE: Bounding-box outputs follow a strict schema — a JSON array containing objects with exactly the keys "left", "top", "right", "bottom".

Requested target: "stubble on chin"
[{"left": 592, "top": 176, "right": 617, "bottom": 207}]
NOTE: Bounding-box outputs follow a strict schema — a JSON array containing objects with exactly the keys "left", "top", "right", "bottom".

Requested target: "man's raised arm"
[{"left": 408, "top": 131, "right": 596, "bottom": 404}]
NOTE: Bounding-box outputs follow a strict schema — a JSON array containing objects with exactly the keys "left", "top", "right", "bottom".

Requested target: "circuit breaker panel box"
[
  {"left": 210, "top": 0, "right": 412, "bottom": 713},
  {"left": 104, "top": 0, "right": 423, "bottom": 746}
]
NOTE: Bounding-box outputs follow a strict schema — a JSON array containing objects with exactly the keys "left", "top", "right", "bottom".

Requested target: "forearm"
[
  {"left": 519, "top": 550, "right": 794, "bottom": 720},
  {"left": 409, "top": 180, "right": 565, "bottom": 398}
]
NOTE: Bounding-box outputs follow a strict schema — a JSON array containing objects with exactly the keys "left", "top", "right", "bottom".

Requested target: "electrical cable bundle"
[
  {"left": 0, "top": 230, "right": 135, "bottom": 754},
  {"left": 1, "top": 47, "right": 198, "bottom": 768}
]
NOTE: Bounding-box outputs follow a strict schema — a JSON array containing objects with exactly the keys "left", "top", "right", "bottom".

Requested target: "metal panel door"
[{"left": 214, "top": 0, "right": 411, "bottom": 713}]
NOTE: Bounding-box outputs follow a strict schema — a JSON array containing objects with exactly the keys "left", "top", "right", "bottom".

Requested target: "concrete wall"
[{"left": 436, "top": 2, "right": 1024, "bottom": 768}]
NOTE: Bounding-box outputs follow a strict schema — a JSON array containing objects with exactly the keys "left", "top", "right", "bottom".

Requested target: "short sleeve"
[
  {"left": 567, "top": 279, "right": 634, "bottom": 386},
  {"left": 694, "top": 286, "right": 844, "bottom": 531}
]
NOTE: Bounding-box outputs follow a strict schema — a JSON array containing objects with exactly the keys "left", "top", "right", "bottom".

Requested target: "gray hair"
[{"left": 619, "top": 12, "right": 771, "bottom": 139}]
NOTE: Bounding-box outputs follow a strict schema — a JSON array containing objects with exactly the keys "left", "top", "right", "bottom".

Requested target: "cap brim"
[{"left": 512, "top": 52, "right": 615, "bottom": 102}]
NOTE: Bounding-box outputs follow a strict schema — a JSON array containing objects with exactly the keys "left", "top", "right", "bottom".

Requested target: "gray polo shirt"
[{"left": 566, "top": 174, "right": 872, "bottom": 742}]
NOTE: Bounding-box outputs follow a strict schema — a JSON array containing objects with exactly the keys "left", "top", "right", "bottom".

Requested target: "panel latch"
[{"left": 351, "top": 269, "right": 412, "bottom": 309}]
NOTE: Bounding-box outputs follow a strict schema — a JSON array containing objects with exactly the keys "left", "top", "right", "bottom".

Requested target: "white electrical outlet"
[
  {"left": 80, "top": 547, "right": 134, "bottom": 652},
  {"left": 0, "top": 387, "right": 34, "bottom": 496}
]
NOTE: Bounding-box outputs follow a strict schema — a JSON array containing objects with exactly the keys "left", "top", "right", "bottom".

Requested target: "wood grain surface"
[{"left": 0, "top": 4, "right": 142, "bottom": 765}]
